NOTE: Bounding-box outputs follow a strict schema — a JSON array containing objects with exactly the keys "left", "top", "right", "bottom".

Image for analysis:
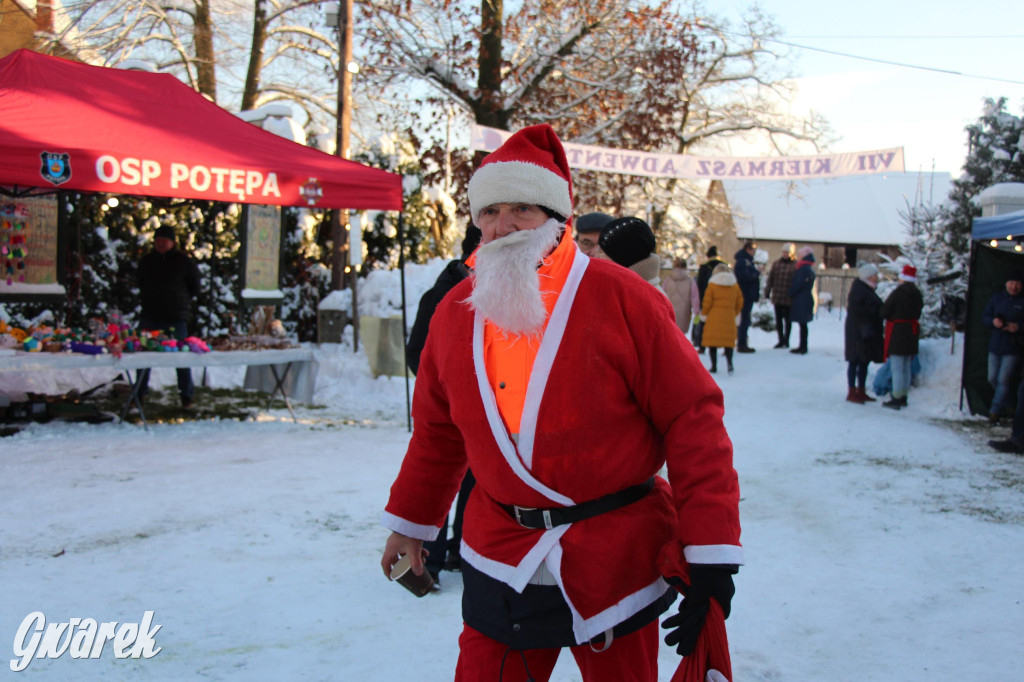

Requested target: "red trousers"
[{"left": 454, "top": 621, "right": 659, "bottom": 682}]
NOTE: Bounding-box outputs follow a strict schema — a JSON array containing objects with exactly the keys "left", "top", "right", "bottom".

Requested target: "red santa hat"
[
  {"left": 467, "top": 124, "right": 574, "bottom": 225},
  {"left": 899, "top": 264, "right": 917, "bottom": 282}
]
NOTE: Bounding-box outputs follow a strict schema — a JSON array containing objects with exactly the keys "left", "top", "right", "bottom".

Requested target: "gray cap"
[{"left": 575, "top": 212, "right": 615, "bottom": 234}]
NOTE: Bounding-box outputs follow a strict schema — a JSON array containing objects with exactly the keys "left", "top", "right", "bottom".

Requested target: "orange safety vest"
[{"left": 469, "top": 229, "right": 576, "bottom": 434}]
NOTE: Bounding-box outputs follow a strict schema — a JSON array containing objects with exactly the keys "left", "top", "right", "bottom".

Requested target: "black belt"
[{"left": 500, "top": 478, "right": 655, "bottom": 530}]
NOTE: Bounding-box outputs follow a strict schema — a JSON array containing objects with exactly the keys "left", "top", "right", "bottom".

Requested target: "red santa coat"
[{"left": 383, "top": 248, "right": 742, "bottom": 643}]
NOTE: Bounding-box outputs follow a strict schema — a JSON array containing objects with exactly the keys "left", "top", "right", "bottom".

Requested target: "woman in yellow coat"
[{"left": 700, "top": 263, "right": 745, "bottom": 374}]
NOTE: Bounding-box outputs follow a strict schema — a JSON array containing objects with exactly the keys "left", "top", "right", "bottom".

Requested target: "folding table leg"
[
  {"left": 267, "top": 363, "right": 298, "bottom": 422},
  {"left": 119, "top": 369, "right": 149, "bottom": 430}
]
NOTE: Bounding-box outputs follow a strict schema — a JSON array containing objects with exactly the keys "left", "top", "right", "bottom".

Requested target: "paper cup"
[{"left": 390, "top": 554, "right": 435, "bottom": 598}]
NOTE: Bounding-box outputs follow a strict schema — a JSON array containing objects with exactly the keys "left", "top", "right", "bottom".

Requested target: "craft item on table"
[
  {"left": 23, "top": 336, "right": 40, "bottom": 351},
  {"left": 184, "top": 336, "right": 210, "bottom": 353},
  {"left": 70, "top": 341, "right": 106, "bottom": 355},
  {"left": 0, "top": 332, "right": 19, "bottom": 348},
  {"left": 1, "top": 323, "right": 28, "bottom": 342}
]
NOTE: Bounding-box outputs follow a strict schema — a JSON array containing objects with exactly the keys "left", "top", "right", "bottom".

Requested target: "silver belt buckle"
[
  {"left": 514, "top": 506, "right": 534, "bottom": 527},
  {"left": 513, "top": 506, "right": 554, "bottom": 530}
]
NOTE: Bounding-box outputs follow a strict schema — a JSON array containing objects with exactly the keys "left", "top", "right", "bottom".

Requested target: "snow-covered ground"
[{"left": 3, "top": 270, "right": 1023, "bottom": 681}]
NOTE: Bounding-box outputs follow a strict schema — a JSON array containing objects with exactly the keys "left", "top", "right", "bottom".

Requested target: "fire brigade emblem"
[
  {"left": 300, "top": 177, "right": 323, "bottom": 206},
  {"left": 40, "top": 152, "right": 72, "bottom": 185}
]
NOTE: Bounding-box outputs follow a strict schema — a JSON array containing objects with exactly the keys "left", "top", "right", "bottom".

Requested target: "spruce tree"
[{"left": 940, "top": 98, "right": 1024, "bottom": 272}]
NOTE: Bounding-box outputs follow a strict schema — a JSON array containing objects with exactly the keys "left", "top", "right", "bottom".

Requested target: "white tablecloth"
[{"left": 0, "top": 349, "right": 317, "bottom": 402}]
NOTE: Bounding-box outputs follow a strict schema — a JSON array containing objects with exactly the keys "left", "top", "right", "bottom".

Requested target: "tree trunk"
[
  {"left": 193, "top": 0, "right": 217, "bottom": 102},
  {"left": 241, "top": 0, "right": 268, "bottom": 112},
  {"left": 476, "top": 0, "right": 506, "bottom": 131}
]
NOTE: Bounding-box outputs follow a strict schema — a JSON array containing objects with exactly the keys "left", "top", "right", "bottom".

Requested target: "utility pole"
[
  {"left": 328, "top": 0, "right": 362, "bottom": 351},
  {"left": 330, "top": 0, "right": 354, "bottom": 293}
]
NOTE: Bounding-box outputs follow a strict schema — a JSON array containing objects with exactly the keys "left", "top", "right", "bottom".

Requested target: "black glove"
[{"left": 662, "top": 564, "right": 737, "bottom": 657}]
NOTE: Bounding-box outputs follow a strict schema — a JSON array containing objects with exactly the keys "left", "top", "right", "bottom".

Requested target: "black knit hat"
[
  {"left": 706, "top": 245, "right": 718, "bottom": 258},
  {"left": 575, "top": 212, "right": 615, "bottom": 235},
  {"left": 154, "top": 225, "right": 176, "bottom": 241},
  {"left": 599, "top": 216, "right": 656, "bottom": 268}
]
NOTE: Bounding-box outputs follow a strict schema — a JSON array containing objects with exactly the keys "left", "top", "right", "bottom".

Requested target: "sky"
[
  {"left": 3, "top": 262, "right": 1023, "bottom": 681},
  {"left": 719, "top": 0, "right": 1024, "bottom": 176}
]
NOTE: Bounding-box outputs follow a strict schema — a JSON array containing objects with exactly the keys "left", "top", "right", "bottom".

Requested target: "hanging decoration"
[{"left": 1, "top": 203, "right": 29, "bottom": 285}]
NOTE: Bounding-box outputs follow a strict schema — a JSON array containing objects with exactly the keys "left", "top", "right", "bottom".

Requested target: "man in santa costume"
[{"left": 380, "top": 124, "right": 742, "bottom": 681}]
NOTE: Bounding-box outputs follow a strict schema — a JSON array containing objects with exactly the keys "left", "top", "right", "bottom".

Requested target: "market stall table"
[{"left": 0, "top": 348, "right": 316, "bottom": 426}]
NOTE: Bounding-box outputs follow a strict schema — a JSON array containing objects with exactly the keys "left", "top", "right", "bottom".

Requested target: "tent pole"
[
  {"left": 398, "top": 213, "right": 411, "bottom": 432},
  {"left": 352, "top": 260, "right": 359, "bottom": 353},
  {"left": 960, "top": 240, "right": 977, "bottom": 412}
]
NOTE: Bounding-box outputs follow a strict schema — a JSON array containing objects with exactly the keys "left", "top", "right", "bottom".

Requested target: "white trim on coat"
[
  {"left": 380, "top": 511, "right": 441, "bottom": 541},
  {"left": 459, "top": 526, "right": 570, "bottom": 593},
  {"left": 684, "top": 543, "right": 746, "bottom": 566},
  {"left": 517, "top": 247, "right": 589, "bottom": 469},
  {"left": 547, "top": 541, "right": 673, "bottom": 643}
]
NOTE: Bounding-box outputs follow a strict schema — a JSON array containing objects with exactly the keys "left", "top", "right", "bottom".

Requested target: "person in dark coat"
[
  {"left": 136, "top": 224, "right": 201, "bottom": 409},
  {"left": 787, "top": 246, "right": 817, "bottom": 355},
  {"left": 844, "top": 263, "right": 884, "bottom": 403},
  {"left": 733, "top": 240, "right": 760, "bottom": 352},
  {"left": 879, "top": 264, "right": 924, "bottom": 409},
  {"left": 763, "top": 243, "right": 797, "bottom": 348},
  {"left": 980, "top": 270, "right": 1024, "bottom": 423},
  {"left": 694, "top": 246, "right": 726, "bottom": 353},
  {"left": 405, "top": 225, "right": 482, "bottom": 585}
]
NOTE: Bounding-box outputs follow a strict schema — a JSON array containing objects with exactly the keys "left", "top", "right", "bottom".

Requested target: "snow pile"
[{"left": 4, "top": 309, "right": 1022, "bottom": 682}]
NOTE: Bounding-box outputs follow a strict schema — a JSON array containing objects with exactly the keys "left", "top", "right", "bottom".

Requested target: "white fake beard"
[{"left": 469, "top": 218, "right": 563, "bottom": 336}]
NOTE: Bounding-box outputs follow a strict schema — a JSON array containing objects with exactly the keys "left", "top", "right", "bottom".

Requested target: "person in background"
[
  {"left": 844, "top": 263, "right": 884, "bottom": 404},
  {"left": 981, "top": 270, "right": 1024, "bottom": 424},
  {"left": 880, "top": 264, "right": 924, "bottom": 410},
  {"left": 733, "top": 240, "right": 760, "bottom": 353},
  {"left": 700, "top": 263, "right": 743, "bottom": 374},
  {"left": 380, "top": 125, "right": 741, "bottom": 682},
  {"left": 662, "top": 257, "right": 700, "bottom": 336},
  {"left": 406, "top": 225, "right": 482, "bottom": 374},
  {"left": 787, "top": 246, "right": 817, "bottom": 355},
  {"left": 989, "top": 374, "right": 1024, "bottom": 453},
  {"left": 598, "top": 216, "right": 664, "bottom": 292},
  {"left": 405, "top": 224, "right": 483, "bottom": 586},
  {"left": 763, "top": 243, "right": 797, "bottom": 349},
  {"left": 574, "top": 212, "right": 614, "bottom": 258},
  {"left": 695, "top": 246, "right": 726, "bottom": 354},
  {"left": 136, "top": 224, "right": 200, "bottom": 411}
]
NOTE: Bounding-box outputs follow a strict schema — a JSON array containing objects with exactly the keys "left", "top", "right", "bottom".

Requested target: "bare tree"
[
  {"left": 41, "top": 0, "right": 341, "bottom": 132},
  {"left": 357, "top": 0, "right": 830, "bottom": 255}
]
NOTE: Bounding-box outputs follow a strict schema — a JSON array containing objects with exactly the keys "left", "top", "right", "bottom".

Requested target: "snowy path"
[{"left": 2, "top": 319, "right": 1022, "bottom": 681}]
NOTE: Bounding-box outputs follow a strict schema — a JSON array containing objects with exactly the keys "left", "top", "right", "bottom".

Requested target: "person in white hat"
[
  {"left": 844, "top": 263, "right": 884, "bottom": 403},
  {"left": 379, "top": 124, "right": 741, "bottom": 681}
]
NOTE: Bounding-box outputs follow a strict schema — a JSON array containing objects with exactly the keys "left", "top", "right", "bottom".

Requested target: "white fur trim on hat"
[{"left": 468, "top": 161, "right": 572, "bottom": 224}]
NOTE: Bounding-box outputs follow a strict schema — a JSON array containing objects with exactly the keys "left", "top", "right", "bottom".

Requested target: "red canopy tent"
[{"left": 0, "top": 49, "right": 403, "bottom": 211}]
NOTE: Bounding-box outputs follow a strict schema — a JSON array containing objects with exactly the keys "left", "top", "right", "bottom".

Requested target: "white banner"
[{"left": 470, "top": 124, "right": 904, "bottom": 180}]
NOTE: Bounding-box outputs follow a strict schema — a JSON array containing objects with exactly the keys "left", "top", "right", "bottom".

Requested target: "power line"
[
  {"left": 787, "top": 34, "right": 1024, "bottom": 40},
  {"left": 769, "top": 37, "right": 1024, "bottom": 86}
]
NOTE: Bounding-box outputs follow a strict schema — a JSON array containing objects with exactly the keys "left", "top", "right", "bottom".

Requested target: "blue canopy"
[{"left": 973, "top": 209, "right": 1024, "bottom": 241}]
